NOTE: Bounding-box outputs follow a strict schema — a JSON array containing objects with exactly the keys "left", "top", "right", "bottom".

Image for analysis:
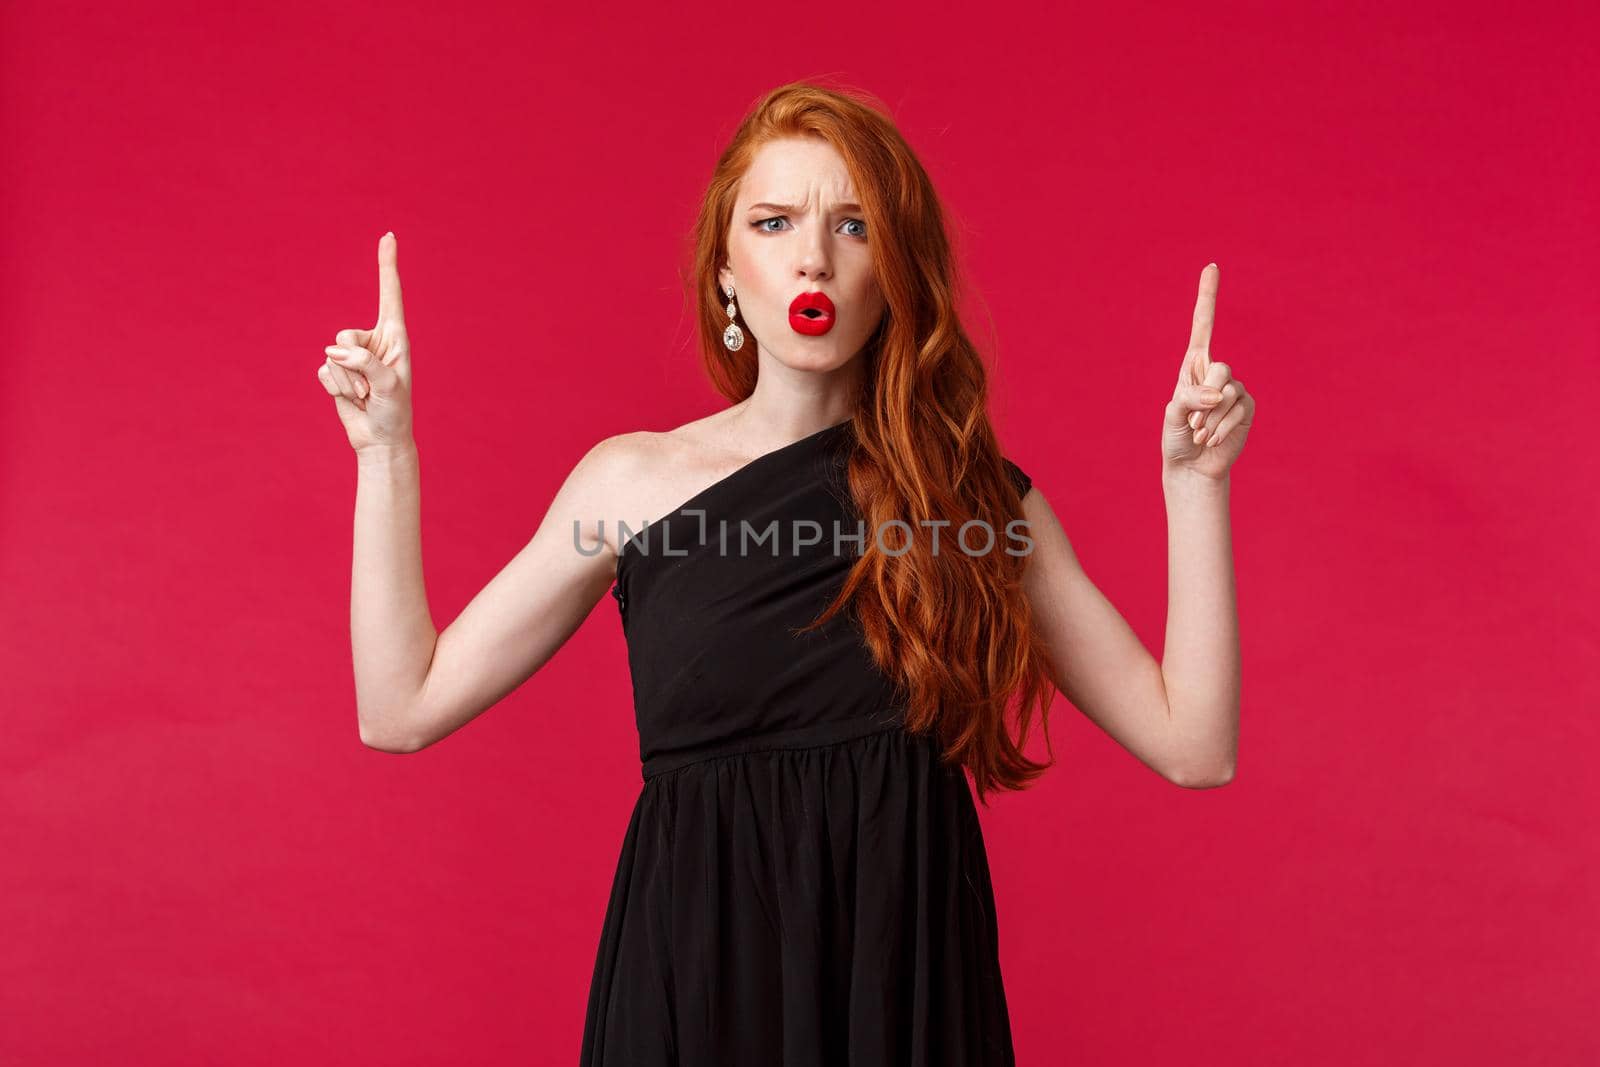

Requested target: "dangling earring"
[{"left": 722, "top": 282, "right": 745, "bottom": 352}]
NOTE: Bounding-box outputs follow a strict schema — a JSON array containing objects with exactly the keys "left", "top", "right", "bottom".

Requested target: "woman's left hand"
[{"left": 1161, "top": 263, "right": 1254, "bottom": 480}]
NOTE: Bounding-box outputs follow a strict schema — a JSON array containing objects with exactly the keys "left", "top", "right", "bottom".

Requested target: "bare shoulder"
[
  {"left": 569, "top": 413, "right": 735, "bottom": 556},
  {"left": 558, "top": 432, "right": 652, "bottom": 559}
]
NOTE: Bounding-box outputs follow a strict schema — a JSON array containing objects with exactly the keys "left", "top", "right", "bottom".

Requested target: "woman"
[{"left": 317, "top": 82, "right": 1251, "bottom": 1065}]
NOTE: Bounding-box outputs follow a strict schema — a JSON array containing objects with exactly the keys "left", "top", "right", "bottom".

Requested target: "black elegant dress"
[{"left": 580, "top": 417, "right": 1033, "bottom": 1066}]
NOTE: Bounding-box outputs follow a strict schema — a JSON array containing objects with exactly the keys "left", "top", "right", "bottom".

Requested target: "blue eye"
[{"left": 752, "top": 216, "right": 868, "bottom": 238}]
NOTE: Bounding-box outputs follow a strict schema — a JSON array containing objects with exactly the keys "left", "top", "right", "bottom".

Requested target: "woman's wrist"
[
  {"left": 356, "top": 440, "right": 418, "bottom": 470},
  {"left": 1161, "top": 461, "right": 1229, "bottom": 495}
]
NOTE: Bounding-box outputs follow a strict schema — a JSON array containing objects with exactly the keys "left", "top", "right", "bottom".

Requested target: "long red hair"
[{"left": 685, "top": 80, "right": 1058, "bottom": 804}]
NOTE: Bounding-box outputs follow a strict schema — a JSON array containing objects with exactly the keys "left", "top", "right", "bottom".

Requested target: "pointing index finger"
[
  {"left": 1188, "top": 262, "right": 1218, "bottom": 354},
  {"left": 378, "top": 231, "right": 404, "bottom": 324}
]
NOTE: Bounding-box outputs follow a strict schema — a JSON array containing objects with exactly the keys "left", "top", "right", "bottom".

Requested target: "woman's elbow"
[
  {"left": 1168, "top": 760, "right": 1236, "bottom": 789},
  {"left": 358, "top": 713, "right": 425, "bottom": 754}
]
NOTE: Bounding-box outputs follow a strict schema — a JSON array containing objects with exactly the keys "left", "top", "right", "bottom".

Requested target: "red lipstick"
[{"left": 788, "top": 291, "right": 836, "bottom": 336}]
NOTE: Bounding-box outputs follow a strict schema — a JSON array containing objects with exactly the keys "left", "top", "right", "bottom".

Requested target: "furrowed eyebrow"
[{"left": 747, "top": 201, "right": 863, "bottom": 214}]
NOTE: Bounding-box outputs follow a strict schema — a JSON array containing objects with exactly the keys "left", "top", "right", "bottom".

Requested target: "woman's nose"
[
  {"left": 796, "top": 240, "right": 831, "bottom": 280},
  {"left": 796, "top": 255, "right": 831, "bottom": 281}
]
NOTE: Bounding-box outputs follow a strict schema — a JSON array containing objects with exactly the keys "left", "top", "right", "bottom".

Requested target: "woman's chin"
[{"left": 767, "top": 345, "right": 863, "bottom": 373}]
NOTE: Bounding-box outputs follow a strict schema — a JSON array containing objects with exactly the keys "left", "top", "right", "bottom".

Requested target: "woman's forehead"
[{"left": 740, "top": 138, "right": 857, "bottom": 204}]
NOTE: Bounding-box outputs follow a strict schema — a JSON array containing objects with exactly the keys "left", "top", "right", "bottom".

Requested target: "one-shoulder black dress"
[{"left": 581, "top": 417, "right": 1032, "bottom": 1066}]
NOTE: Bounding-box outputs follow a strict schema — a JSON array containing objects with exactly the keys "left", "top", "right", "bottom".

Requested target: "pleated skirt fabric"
[{"left": 579, "top": 724, "right": 1016, "bottom": 1066}]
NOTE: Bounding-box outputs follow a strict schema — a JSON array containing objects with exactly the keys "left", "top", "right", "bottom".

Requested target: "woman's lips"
[{"left": 788, "top": 291, "right": 836, "bottom": 336}]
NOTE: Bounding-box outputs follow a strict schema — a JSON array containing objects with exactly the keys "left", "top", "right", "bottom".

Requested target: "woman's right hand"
[{"left": 318, "top": 232, "right": 415, "bottom": 456}]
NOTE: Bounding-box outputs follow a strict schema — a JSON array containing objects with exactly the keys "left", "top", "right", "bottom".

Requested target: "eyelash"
[{"left": 752, "top": 216, "right": 868, "bottom": 238}]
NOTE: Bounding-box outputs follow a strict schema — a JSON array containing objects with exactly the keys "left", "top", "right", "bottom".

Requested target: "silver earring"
[{"left": 722, "top": 283, "right": 745, "bottom": 352}]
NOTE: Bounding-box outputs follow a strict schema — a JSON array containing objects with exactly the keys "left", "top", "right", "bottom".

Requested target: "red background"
[{"left": 3, "top": 1, "right": 1595, "bottom": 1063}]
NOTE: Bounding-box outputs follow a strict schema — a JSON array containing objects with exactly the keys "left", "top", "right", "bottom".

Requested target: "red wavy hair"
[{"left": 684, "top": 80, "right": 1059, "bottom": 804}]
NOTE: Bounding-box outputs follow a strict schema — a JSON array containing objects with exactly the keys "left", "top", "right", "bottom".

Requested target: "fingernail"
[{"left": 1202, "top": 389, "right": 1222, "bottom": 402}]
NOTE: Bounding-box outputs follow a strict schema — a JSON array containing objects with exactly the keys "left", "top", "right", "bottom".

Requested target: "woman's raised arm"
[
  {"left": 373, "top": 440, "right": 627, "bottom": 753},
  {"left": 317, "top": 233, "right": 624, "bottom": 753}
]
